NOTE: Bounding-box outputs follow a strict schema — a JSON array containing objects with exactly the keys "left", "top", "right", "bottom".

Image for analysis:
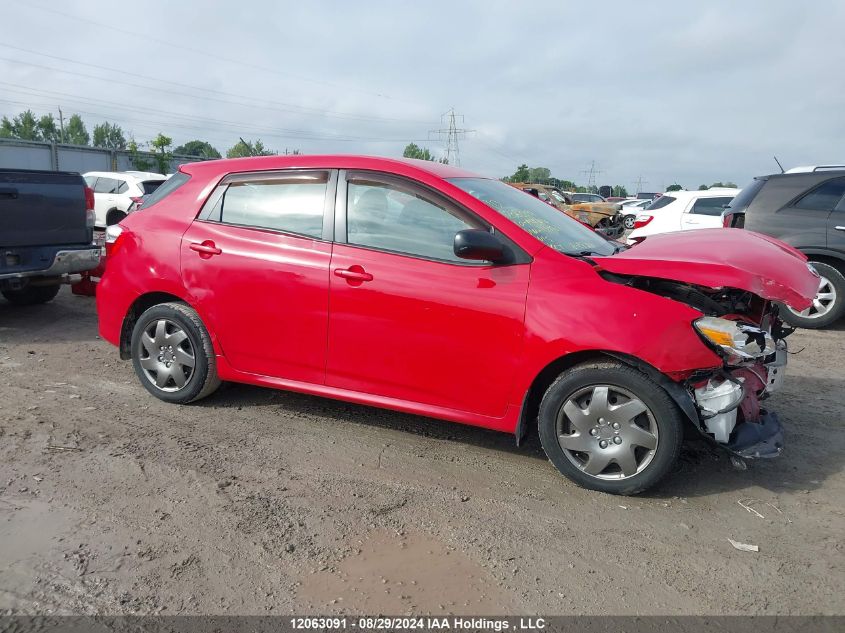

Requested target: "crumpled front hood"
[{"left": 592, "top": 229, "right": 818, "bottom": 310}]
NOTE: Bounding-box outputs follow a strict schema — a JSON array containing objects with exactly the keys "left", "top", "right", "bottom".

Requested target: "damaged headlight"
[{"left": 694, "top": 316, "right": 775, "bottom": 364}]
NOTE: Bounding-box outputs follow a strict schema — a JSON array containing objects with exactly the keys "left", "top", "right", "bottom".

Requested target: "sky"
[{"left": 1, "top": 0, "right": 844, "bottom": 191}]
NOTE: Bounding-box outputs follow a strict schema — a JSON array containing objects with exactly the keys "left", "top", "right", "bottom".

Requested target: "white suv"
[
  {"left": 83, "top": 171, "right": 167, "bottom": 227},
  {"left": 627, "top": 188, "right": 739, "bottom": 243}
]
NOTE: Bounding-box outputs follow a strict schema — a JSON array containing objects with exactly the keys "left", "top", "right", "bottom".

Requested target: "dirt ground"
[{"left": 0, "top": 288, "right": 843, "bottom": 616}]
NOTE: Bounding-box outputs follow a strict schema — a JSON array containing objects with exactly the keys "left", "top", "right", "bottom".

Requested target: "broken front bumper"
[{"left": 690, "top": 344, "right": 787, "bottom": 458}]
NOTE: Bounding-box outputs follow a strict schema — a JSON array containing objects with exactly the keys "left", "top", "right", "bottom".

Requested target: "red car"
[{"left": 97, "top": 156, "right": 818, "bottom": 494}]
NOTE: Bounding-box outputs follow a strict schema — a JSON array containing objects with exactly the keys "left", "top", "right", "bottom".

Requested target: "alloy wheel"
[
  {"left": 788, "top": 275, "right": 837, "bottom": 320},
  {"left": 556, "top": 384, "right": 659, "bottom": 480},
  {"left": 136, "top": 318, "right": 195, "bottom": 392}
]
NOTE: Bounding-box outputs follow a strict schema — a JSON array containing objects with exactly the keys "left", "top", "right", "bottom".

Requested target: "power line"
[
  {"left": 581, "top": 160, "right": 603, "bottom": 190},
  {"left": 0, "top": 55, "right": 436, "bottom": 127},
  {"left": 0, "top": 43, "right": 433, "bottom": 126},
  {"left": 11, "top": 0, "right": 414, "bottom": 104},
  {"left": 429, "top": 109, "right": 473, "bottom": 166}
]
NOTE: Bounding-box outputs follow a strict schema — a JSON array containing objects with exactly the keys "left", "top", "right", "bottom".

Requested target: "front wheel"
[
  {"left": 623, "top": 214, "right": 636, "bottom": 230},
  {"left": 538, "top": 361, "right": 683, "bottom": 495},
  {"left": 130, "top": 302, "right": 221, "bottom": 404},
  {"left": 780, "top": 261, "right": 845, "bottom": 329}
]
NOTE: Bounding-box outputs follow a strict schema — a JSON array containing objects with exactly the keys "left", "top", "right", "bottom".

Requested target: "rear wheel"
[
  {"left": 1, "top": 284, "right": 61, "bottom": 306},
  {"left": 130, "top": 302, "right": 221, "bottom": 404},
  {"left": 623, "top": 214, "right": 636, "bottom": 230},
  {"left": 538, "top": 361, "right": 683, "bottom": 495},
  {"left": 106, "top": 208, "right": 126, "bottom": 226},
  {"left": 781, "top": 261, "right": 845, "bottom": 329}
]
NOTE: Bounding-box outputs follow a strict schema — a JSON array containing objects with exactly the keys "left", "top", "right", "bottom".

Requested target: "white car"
[
  {"left": 83, "top": 171, "right": 167, "bottom": 227},
  {"left": 627, "top": 188, "right": 739, "bottom": 243},
  {"left": 618, "top": 199, "right": 653, "bottom": 229}
]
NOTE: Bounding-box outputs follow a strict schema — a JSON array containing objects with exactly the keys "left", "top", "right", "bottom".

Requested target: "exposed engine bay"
[{"left": 603, "top": 273, "right": 793, "bottom": 459}]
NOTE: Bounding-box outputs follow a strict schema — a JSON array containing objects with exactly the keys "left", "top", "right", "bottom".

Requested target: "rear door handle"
[
  {"left": 189, "top": 241, "right": 222, "bottom": 257},
  {"left": 334, "top": 267, "right": 373, "bottom": 282}
]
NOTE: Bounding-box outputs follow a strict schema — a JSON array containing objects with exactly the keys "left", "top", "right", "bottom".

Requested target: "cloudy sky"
[{"left": 1, "top": 0, "right": 843, "bottom": 190}]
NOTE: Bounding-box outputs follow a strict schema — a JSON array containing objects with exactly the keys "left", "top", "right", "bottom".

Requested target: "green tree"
[
  {"left": 128, "top": 138, "right": 154, "bottom": 171},
  {"left": 0, "top": 110, "right": 40, "bottom": 140},
  {"left": 226, "top": 138, "right": 274, "bottom": 158},
  {"left": 149, "top": 133, "right": 173, "bottom": 173},
  {"left": 92, "top": 122, "right": 127, "bottom": 149},
  {"left": 64, "top": 114, "right": 89, "bottom": 145},
  {"left": 527, "top": 167, "right": 551, "bottom": 182},
  {"left": 507, "top": 164, "right": 531, "bottom": 182},
  {"left": 37, "top": 114, "right": 61, "bottom": 143},
  {"left": 174, "top": 139, "right": 221, "bottom": 158},
  {"left": 666, "top": 183, "right": 684, "bottom": 192},
  {"left": 403, "top": 143, "right": 434, "bottom": 161},
  {"left": 698, "top": 184, "right": 709, "bottom": 190},
  {"left": 611, "top": 185, "right": 629, "bottom": 197},
  {"left": 708, "top": 181, "right": 738, "bottom": 189}
]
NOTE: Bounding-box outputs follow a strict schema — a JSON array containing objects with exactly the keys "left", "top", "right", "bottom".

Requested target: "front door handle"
[
  {"left": 190, "top": 241, "right": 222, "bottom": 258},
  {"left": 334, "top": 266, "right": 373, "bottom": 282}
]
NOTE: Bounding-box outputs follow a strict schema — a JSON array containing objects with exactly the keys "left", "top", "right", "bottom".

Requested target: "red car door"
[
  {"left": 180, "top": 170, "right": 335, "bottom": 383},
  {"left": 326, "top": 172, "right": 530, "bottom": 418}
]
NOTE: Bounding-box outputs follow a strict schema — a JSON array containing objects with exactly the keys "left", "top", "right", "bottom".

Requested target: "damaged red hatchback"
[{"left": 97, "top": 156, "right": 818, "bottom": 494}]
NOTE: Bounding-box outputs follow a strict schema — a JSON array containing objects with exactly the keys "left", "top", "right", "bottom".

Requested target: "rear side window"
[
  {"left": 726, "top": 178, "right": 766, "bottom": 213},
  {"left": 217, "top": 173, "right": 327, "bottom": 238},
  {"left": 141, "top": 180, "right": 165, "bottom": 194},
  {"left": 646, "top": 195, "right": 675, "bottom": 210},
  {"left": 690, "top": 196, "right": 733, "bottom": 216},
  {"left": 139, "top": 172, "right": 190, "bottom": 209},
  {"left": 794, "top": 177, "right": 845, "bottom": 211}
]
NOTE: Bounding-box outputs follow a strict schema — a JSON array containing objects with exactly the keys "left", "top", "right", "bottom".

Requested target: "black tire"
[
  {"left": 106, "top": 209, "right": 126, "bottom": 226},
  {"left": 779, "top": 261, "right": 845, "bottom": 329},
  {"left": 130, "top": 302, "right": 221, "bottom": 404},
  {"left": 537, "top": 361, "right": 683, "bottom": 495},
  {"left": 1, "top": 284, "right": 61, "bottom": 306}
]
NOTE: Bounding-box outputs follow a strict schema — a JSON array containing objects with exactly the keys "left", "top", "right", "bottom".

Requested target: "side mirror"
[{"left": 453, "top": 229, "right": 508, "bottom": 263}]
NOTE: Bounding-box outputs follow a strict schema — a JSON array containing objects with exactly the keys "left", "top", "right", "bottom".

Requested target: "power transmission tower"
[
  {"left": 633, "top": 175, "right": 649, "bottom": 194},
  {"left": 58, "top": 106, "right": 65, "bottom": 144},
  {"left": 429, "top": 108, "right": 473, "bottom": 166},
  {"left": 581, "top": 161, "right": 603, "bottom": 192}
]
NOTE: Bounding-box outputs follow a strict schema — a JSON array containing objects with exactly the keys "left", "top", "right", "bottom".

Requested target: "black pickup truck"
[{"left": 1, "top": 168, "right": 101, "bottom": 305}]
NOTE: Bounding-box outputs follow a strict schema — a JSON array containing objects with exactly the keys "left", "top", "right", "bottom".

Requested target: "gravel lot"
[{"left": 1, "top": 288, "right": 843, "bottom": 615}]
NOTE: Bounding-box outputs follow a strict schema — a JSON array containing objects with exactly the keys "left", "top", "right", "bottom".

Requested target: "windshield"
[{"left": 448, "top": 178, "right": 616, "bottom": 257}]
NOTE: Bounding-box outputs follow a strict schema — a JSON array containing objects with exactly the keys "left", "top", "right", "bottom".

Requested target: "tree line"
[
  {"left": 0, "top": 109, "right": 289, "bottom": 170},
  {"left": 502, "top": 164, "right": 629, "bottom": 197}
]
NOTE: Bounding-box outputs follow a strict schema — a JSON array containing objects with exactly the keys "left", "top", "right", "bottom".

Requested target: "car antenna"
[{"left": 773, "top": 155, "right": 785, "bottom": 173}]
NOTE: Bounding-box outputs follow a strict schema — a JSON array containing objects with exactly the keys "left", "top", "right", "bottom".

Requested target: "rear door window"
[
  {"left": 216, "top": 172, "right": 328, "bottom": 238},
  {"left": 116, "top": 180, "right": 129, "bottom": 194},
  {"left": 794, "top": 177, "right": 845, "bottom": 211},
  {"left": 690, "top": 196, "right": 734, "bottom": 216}
]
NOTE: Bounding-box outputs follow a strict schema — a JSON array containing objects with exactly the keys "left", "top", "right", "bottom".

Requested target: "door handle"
[
  {"left": 835, "top": 226, "right": 845, "bottom": 231},
  {"left": 334, "top": 267, "right": 373, "bottom": 282},
  {"left": 189, "top": 241, "right": 222, "bottom": 257},
  {"left": 0, "top": 187, "right": 18, "bottom": 199}
]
